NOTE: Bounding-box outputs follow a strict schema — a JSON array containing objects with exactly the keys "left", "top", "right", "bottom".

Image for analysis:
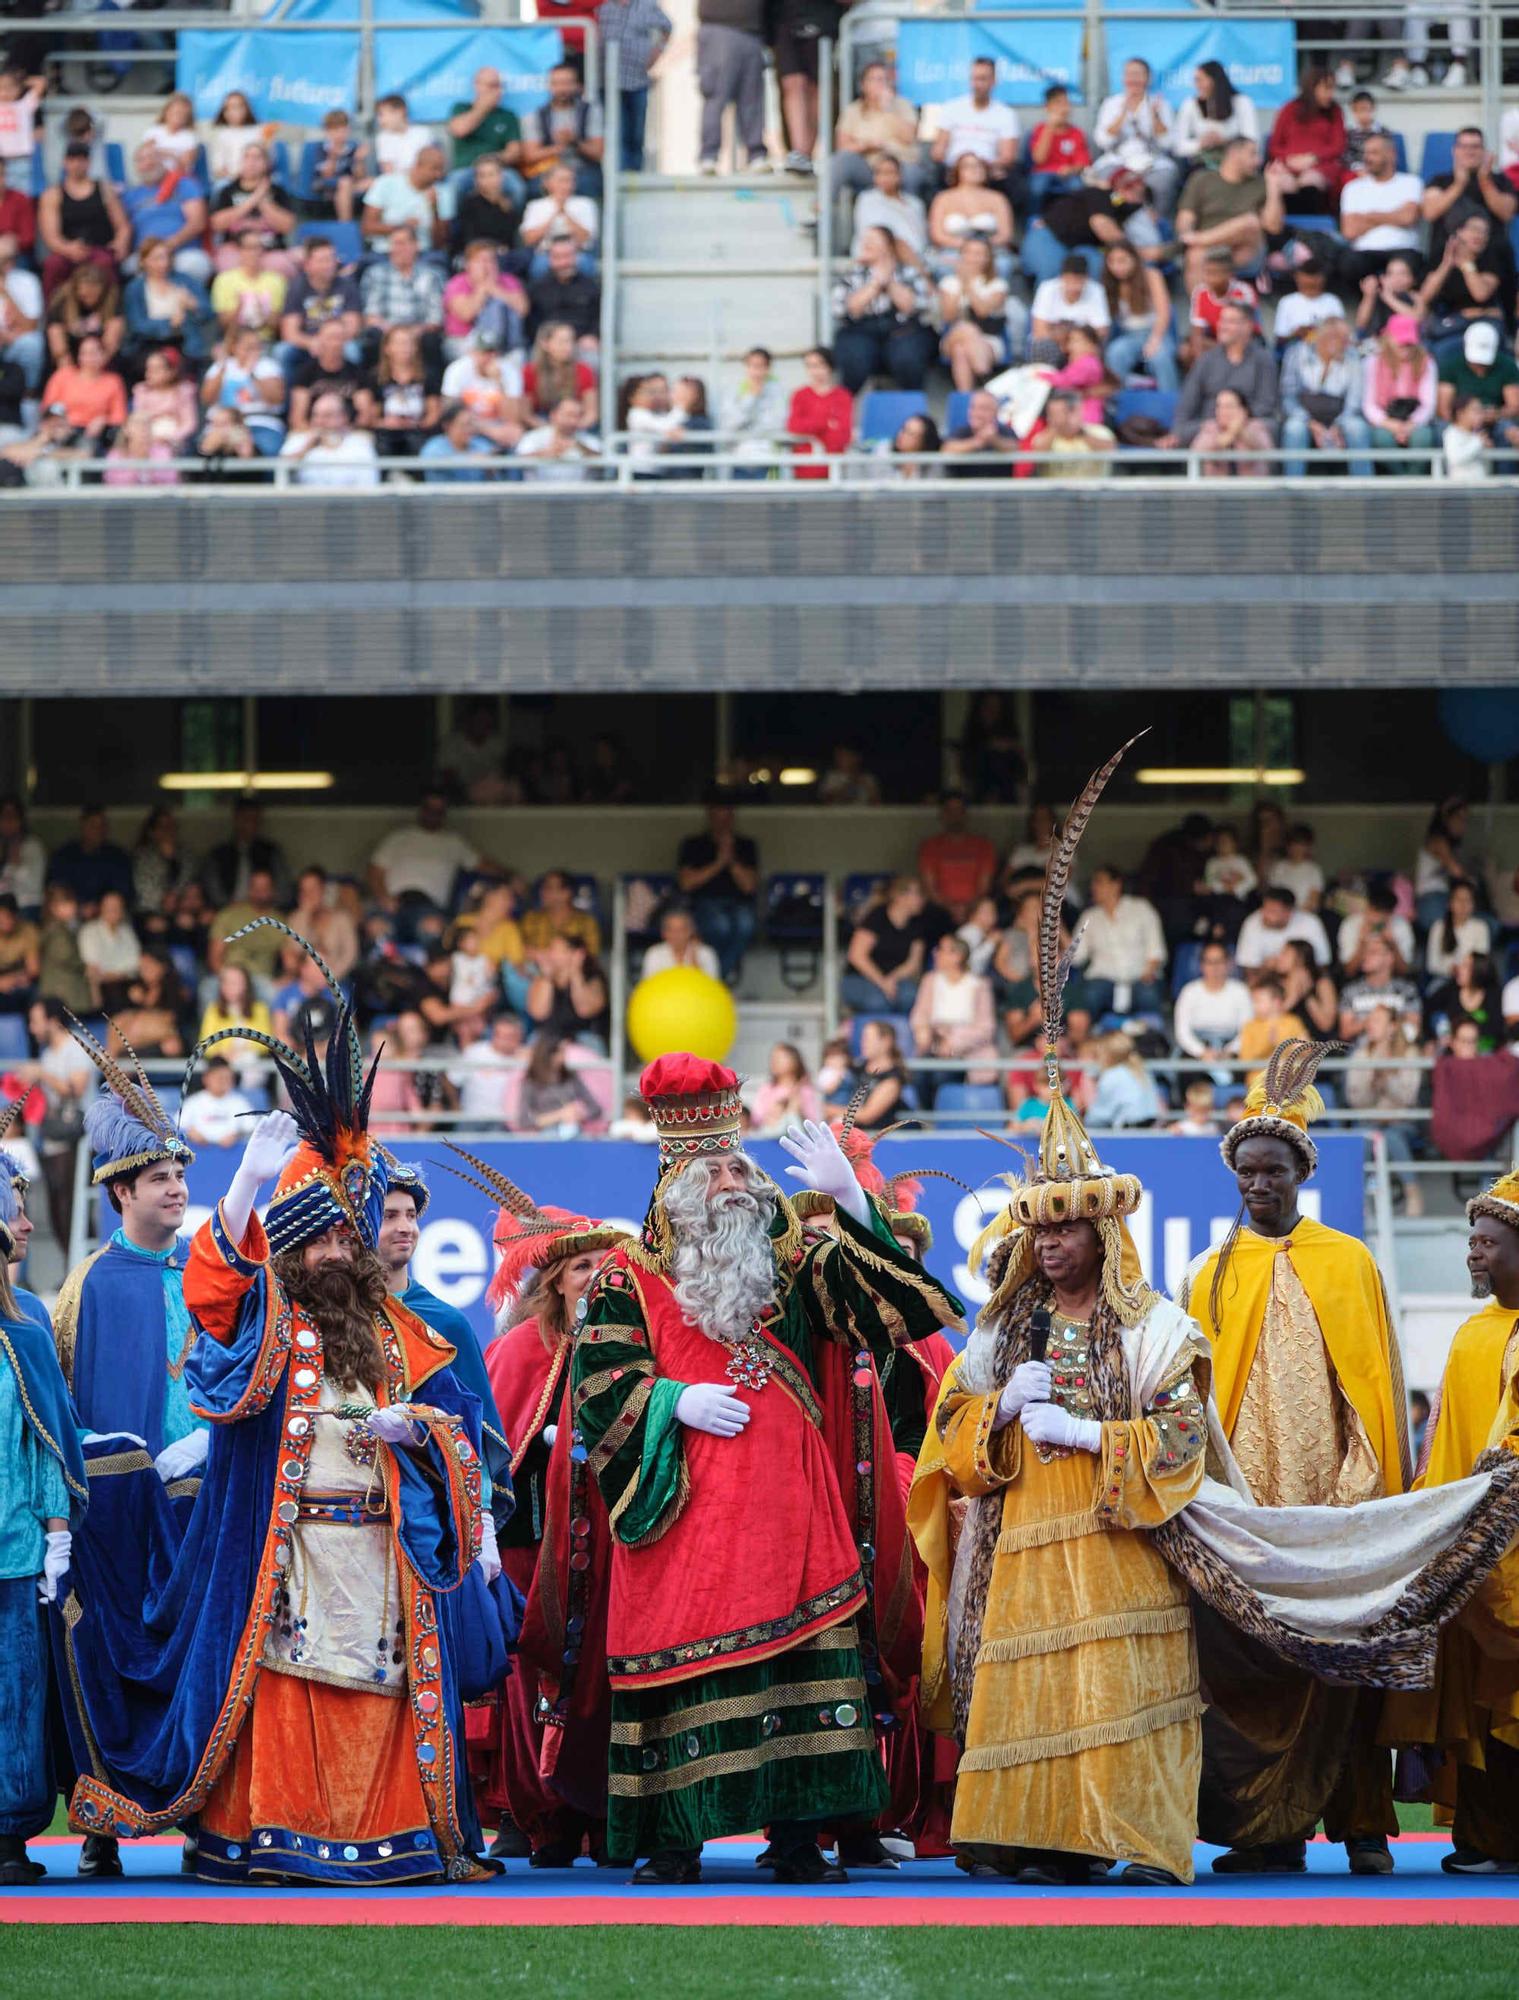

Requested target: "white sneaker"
[
  {"left": 698, "top": 158, "right": 718, "bottom": 176},
  {"left": 1407, "top": 63, "right": 1430, "bottom": 87},
  {"left": 748, "top": 154, "right": 774, "bottom": 174},
  {"left": 1443, "top": 59, "right": 1468, "bottom": 87},
  {"left": 1334, "top": 59, "right": 1357, "bottom": 90},
  {"left": 1383, "top": 59, "right": 1411, "bottom": 89}
]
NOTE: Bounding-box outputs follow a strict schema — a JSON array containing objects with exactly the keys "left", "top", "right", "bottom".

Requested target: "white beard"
[{"left": 665, "top": 1165, "right": 778, "bottom": 1343}]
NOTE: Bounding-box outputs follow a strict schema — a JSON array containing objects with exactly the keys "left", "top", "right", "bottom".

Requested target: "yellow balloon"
[{"left": 626, "top": 967, "right": 737, "bottom": 1064}]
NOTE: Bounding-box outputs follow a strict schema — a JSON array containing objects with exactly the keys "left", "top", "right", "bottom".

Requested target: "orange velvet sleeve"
[{"left": 184, "top": 1202, "right": 270, "bottom": 1347}]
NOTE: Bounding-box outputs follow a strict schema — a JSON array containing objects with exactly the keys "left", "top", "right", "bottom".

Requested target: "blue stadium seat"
[
  {"left": 296, "top": 140, "right": 323, "bottom": 203},
  {"left": 1170, "top": 939, "right": 1205, "bottom": 998},
  {"left": 28, "top": 143, "right": 44, "bottom": 197},
  {"left": 166, "top": 943, "right": 201, "bottom": 991},
  {"left": 840, "top": 872, "right": 889, "bottom": 929},
  {"left": 932, "top": 1082, "right": 1005, "bottom": 1119},
  {"left": 764, "top": 873, "right": 824, "bottom": 945},
  {"left": 944, "top": 391, "right": 974, "bottom": 437},
  {"left": 105, "top": 141, "right": 127, "bottom": 188},
  {"left": 1109, "top": 387, "right": 1177, "bottom": 439},
  {"left": 1420, "top": 131, "right": 1457, "bottom": 183},
  {"left": 856, "top": 391, "right": 928, "bottom": 444},
  {"left": 295, "top": 219, "right": 363, "bottom": 267},
  {"left": 1284, "top": 212, "right": 1340, "bottom": 236},
  {"left": 0, "top": 1016, "right": 29, "bottom": 1063},
  {"left": 1391, "top": 132, "right": 1408, "bottom": 173},
  {"left": 270, "top": 142, "right": 291, "bottom": 186},
  {"left": 192, "top": 144, "right": 209, "bottom": 186}
]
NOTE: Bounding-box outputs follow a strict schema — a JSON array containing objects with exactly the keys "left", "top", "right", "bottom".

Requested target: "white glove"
[
  {"left": 39, "top": 1528, "right": 71, "bottom": 1604},
  {"left": 1020, "top": 1401, "right": 1102, "bottom": 1454},
  {"left": 543, "top": 1424, "right": 557, "bottom": 1449},
  {"left": 223, "top": 1109, "right": 300, "bottom": 1242},
  {"left": 675, "top": 1383, "right": 752, "bottom": 1438},
  {"left": 368, "top": 1404, "right": 426, "bottom": 1447},
  {"left": 80, "top": 1430, "right": 147, "bottom": 1450},
  {"left": 476, "top": 1508, "right": 502, "bottom": 1584},
  {"left": 994, "top": 1361, "right": 1053, "bottom": 1430},
  {"left": 779, "top": 1118, "right": 871, "bottom": 1226},
  {"left": 154, "top": 1429, "right": 210, "bottom": 1483}
]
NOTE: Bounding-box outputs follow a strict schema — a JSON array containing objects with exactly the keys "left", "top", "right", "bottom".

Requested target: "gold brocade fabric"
[{"left": 1231, "top": 1253, "right": 1384, "bottom": 1510}]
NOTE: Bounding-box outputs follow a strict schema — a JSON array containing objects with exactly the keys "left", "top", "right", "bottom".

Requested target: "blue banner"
[
  {"left": 373, "top": 26, "right": 565, "bottom": 124},
  {"left": 178, "top": 29, "right": 359, "bottom": 129},
  {"left": 897, "top": 20, "right": 1086, "bottom": 108},
  {"left": 145, "top": 1134, "right": 1364, "bottom": 1360},
  {"left": 1105, "top": 20, "right": 1298, "bottom": 109}
]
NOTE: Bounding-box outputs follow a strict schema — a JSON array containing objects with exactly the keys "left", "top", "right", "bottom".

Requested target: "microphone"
[{"left": 1029, "top": 1306, "right": 1051, "bottom": 1364}]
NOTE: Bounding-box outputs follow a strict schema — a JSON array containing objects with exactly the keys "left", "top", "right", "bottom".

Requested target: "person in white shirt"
[
  {"left": 1030, "top": 267, "right": 1111, "bottom": 340},
  {"left": 1271, "top": 260, "right": 1345, "bottom": 344},
  {"left": 448, "top": 1010, "right": 524, "bottom": 1124},
  {"left": 1, "top": 231, "right": 45, "bottom": 395},
  {"left": 180, "top": 1057, "right": 255, "bottom": 1148},
  {"left": 1092, "top": 57, "right": 1178, "bottom": 211},
  {"left": 1169, "top": 64, "right": 1258, "bottom": 166},
  {"left": 77, "top": 889, "right": 142, "bottom": 1007},
  {"left": 367, "top": 787, "right": 484, "bottom": 923},
  {"left": 1266, "top": 824, "right": 1325, "bottom": 911},
  {"left": 1426, "top": 879, "right": 1492, "bottom": 978},
  {"left": 1339, "top": 135, "right": 1422, "bottom": 265},
  {"left": 929, "top": 57, "right": 1020, "bottom": 192},
  {"left": 850, "top": 153, "right": 928, "bottom": 260},
  {"left": 440, "top": 344, "right": 525, "bottom": 449},
  {"left": 1202, "top": 825, "right": 1257, "bottom": 900},
  {"left": 520, "top": 161, "right": 599, "bottom": 277},
  {"left": 1337, "top": 889, "right": 1416, "bottom": 974},
  {"left": 1172, "top": 942, "right": 1253, "bottom": 1058},
  {"left": 1072, "top": 865, "right": 1167, "bottom": 1015},
  {"left": 279, "top": 392, "right": 380, "bottom": 488},
  {"left": 450, "top": 929, "right": 502, "bottom": 1013},
  {"left": 374, "top": 95, "right": 435, "bottom": 177},
  {"left": 1234, "top": 885, "right": 1332, "bottom": 969},
  {"left": 515, "top": 395, "right": 600, "bottom": 482},
  {"left": 640, "top": 904, "right": 721, "bottom": 982}
]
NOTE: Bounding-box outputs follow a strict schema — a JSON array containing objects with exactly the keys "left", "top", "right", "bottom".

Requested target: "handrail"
[{"left": 600, "top": 44, "right": 621, "bottom": 443}]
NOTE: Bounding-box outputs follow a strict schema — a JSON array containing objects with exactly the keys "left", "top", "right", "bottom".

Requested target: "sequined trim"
[
  {"left": 605, "top": 1723, "right": 875, "bottom": 1797},
  {"left": 609, "top": 1679, "right": 852, "bottom": 1744},
  {"left": 607, "top": 1585, "right": 864, "bottom": 1687}
]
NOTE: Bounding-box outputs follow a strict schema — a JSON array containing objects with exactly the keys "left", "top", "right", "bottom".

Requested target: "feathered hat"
[
  {"left": 184, "top": 919, "right": 385, "bottom": 1254},
  {"left": 0, "top": 1090, "right": 33, "bottom": 1260},
  {"left": 628, "top": 1053, "right": 800, "bottom": 1274},
  {"left": 65, "top": 1017, "right": 196, "bottom": 1185},
  {"left": 1466, "top": 1165, "right": 1519, "bottom": 1233},
  {"left": 437, "top": 1143, "right": 628, "bottom": 1315},
  {"left": 381, "top": 1154, "right": 431, "bottom": 1219},
  {"left": 1221, "top": 1037, "right": 1338, "bottom": 1177},
  {"left": 968, "top": 736, "right": 1157, "bottom": 1327}
]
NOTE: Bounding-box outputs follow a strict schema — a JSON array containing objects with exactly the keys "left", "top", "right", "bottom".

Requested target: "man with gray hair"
[{"left": 571, "top": 1054, "right": 961, "bottom": 1885}]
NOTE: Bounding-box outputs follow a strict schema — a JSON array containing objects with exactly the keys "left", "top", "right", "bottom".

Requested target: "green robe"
[{"left": 572, "top": 1200, "right": 962, "bottom": 1861}]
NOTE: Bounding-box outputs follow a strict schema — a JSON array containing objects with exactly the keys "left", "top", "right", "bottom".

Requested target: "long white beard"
[{"left": 668, "top": 1185, "right": 778, "bottom": 1343}]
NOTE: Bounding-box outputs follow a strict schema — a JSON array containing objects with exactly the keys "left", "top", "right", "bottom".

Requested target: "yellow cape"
[
  {"left": 1422, "top": 1301, "right": 1519, "bottom": 1492},
  {"left": 906, "top": 1358, "right": 964, "bottom": 1737},
  {"left": 1183, "top": 1215, "right": 1410, "bottom": 1495}
]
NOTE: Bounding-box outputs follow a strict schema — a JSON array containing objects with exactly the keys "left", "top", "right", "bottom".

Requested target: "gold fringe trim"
[
  {"left": 975, "top": 1603, "right": 1192, "bottom": 1666},
  {"left": 606, "top": 1723, "right": 871, "bottom": 1797},
  {"left": 622, "top": 1451, "right": 693, "bottom": 1550},
  {"left": 958, "top": 1693, "right": 1204, "bottom": 1773},
  {"left": 995, "top": 1509, "right": 1107, "bottom": 1555},
  {"left": 609, "top": 1678, "right": 854, "bottom": 1745},
  {"left": 85, "top": 1448, "right": 157, "bottom": 1479}
]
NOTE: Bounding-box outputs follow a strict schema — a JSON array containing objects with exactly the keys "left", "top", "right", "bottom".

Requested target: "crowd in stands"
[
  {"left": 7, "top": 47, "right": 1519, "bottom": 478},
  {"left": 4, "top": 768, "right": 1519, "bottom": 1240}
]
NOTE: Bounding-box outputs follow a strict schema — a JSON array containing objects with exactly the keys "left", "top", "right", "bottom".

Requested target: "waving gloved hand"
[
  {"left": 1020, "top": 1401, "right": 1101, "bottom": 1454},
  {"left": 154, "top": 1429, "right": 210, "bottom": 1483},
  {"left": 476, "top": 1508, "right": 502, "bottom": 1584},
  {"left": 779, "top": 1118, "right": 870, "bottom": 1226},
  {"left": 223, "top": 1109, "right": 300, "bottom": 1243},
  {"left": 675, "top": 1383, "right": 751, "bottom": 1439},
  {"left": 995, "top": 1361, "right": 1053, "bottom": 1430},
  {"left": 39, "top": 1528, "right": 72, "bottom": 1604},
  {"left": 368, "top": 1404, "right": 426, "bottom": 1447}
]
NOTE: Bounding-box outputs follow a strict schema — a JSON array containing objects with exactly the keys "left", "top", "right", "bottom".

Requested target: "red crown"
[{"left": 640, "top": 1055, "right": 744, "bottom": 1162}]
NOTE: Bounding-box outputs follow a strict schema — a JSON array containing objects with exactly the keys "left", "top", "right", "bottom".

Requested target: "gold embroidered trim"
[
  {"left": 975, "top": 1603, "right": 1193, "bottom": 1666},
  {"left": 51, "top": 1247, "right": 107, "bottom": 1391},
  {"left": 85, "top": 1449, "right": 157, "bottom": 1479},
  {"left": 810, "top": 1624, "right": 855, "bottom": 1650},
  {"left": 509, "top": 1340, "right": 567, "bottom": 1478},
  {"left": 958, "top": 1692, "right": 1204, "bottom": 1773},
  {"left": 260, "top": 1657, "right": 408, "bottom": 1698},
  {"left": 0, "top": 1327, "right": 89, "bottom": 1500},
  {"left": 606, "top": 1723, "right": 873, "bottom": 1797},
  {"left": 587, "top": 1373, "right": 653, "bottom": 1475},
  {"left": 61, "top": 1595, "right": 106, "bottom": 1781},
  {"left": 622, "top": 1451, "right": 691, "bottom": 1550},
  {"left": 995, "top": 1508, "right": 1107, "bottom": 1555},
  {"left": 609, "top": 1678, "right": 857, "bottom": 1745}
]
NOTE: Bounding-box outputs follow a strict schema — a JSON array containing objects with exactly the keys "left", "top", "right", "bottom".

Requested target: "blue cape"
[
  {"left": 401, "top": 1278, "right": 515, "bottom": 1518},
  {"left": 55, "top": 1238, "right": 190, "bottom": 1456},
  {"left": 0, "top": 1309, "right": 88, "bottom": 1528}
]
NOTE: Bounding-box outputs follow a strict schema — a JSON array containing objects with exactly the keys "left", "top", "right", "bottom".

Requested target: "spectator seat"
[
  {"left": 1420, "top": 131, "right": 1456, "bottom": 183},
  {"left": 294, "top": 219, "right": 364, "bottom": 267},
  {"left": 104, "top": 141, "right": 127, "bottom": 189},
  {"left": 0, "top": 1017, "right": 28, "bottom": 1063},
  {"left": 269, "top": 141, "right": 291, "bottom": 186},
  {"left": 764, "top": 872, "right": 825, "bottom": 992},
  {"left": 1170, "top": 939, "right": 1205, "bottom": 998},
  {"left": 1391, "top": 132, "right": 1409, "bottom": 173},
  {"left": 166, "top": 943, "right": 201, "bottom": 991},
  {"left": 944, "top": 391, "right": 974, "bottom": 436},
  {"left": 296, "top": 140, "right": 323, "bottom": 203},
  {"left": 932, "top": 1082, "right": 1005, "bottom": 1120},
  {"left": 856, "top": 390, "right": 928, "bottom": 444},
  {"left": 28, "top": 142, "right": 44, "bottom": 197}
]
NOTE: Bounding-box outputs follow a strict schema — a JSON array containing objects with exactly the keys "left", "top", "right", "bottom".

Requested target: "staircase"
[{"left": 610, "top": 170, "right": 824, "bottom": 384}]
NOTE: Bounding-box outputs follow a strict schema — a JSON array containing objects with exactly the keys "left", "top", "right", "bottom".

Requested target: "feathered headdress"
[
  {"left": 65, "top": 1016, "right": 195, "bottom": 1185},
  {"left": 379, "top": 1152, "right": 431, "bottom": 1219},
  {"left": 437, "top": 1143, "right": 628, "bottom": 1313},
  {"left": 1221, "top": 1036, "right": 1338, "bottom": 1177},
  {"left": 1467, "top": 1164, "right": 1519, "bottom": 1234},
  {"left": 972, "top": 735, "right": 1157, "bottom": 1327},
  {"left": 183, "top": 918, "right": 384, "bottom": 1253},
  {"left": 0, "top": 1089, "right": 32, "bottom": 1257}
]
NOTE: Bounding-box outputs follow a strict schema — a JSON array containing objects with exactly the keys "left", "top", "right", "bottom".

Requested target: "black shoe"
[
  {"left": 487, "top": 1822, "right": 531, "bottom": 1860},
  {"left": 1345, "top": 1837, "right": 1394, "bottom": 1876},
  {"left": 1014, "top": 1849, "right": 1102, "bottom": 1886},
  {"left": 1441, "top": 1848, "right": 1519, "bottom": 1876},
  {"left": 632, "top": 1848, "right": 702, "bottom": 1885},
  {"left": 77, "top": 1833, "right": 124, "bottom": 1880},
  {"left": 1212, "top": 1841, "right": 1306, "bottom": 1875},
  {"left": 772, "top": 1842, "right": 848, "bottom": 1885},
  {"left": 834, "top": 1833, "right": 899, "bottom": 1869},
  {"left": 0, "top": 1836, "right": 44, "bottom": 1887},
  {"left": 529, "top": 1839, "right": 582, "bottom": 1870},
  {"left": 1120, "top": 1863, "right": 1185, "bottom": 1887},
  {"left": 180, "top": 1834, "right": 198, "bottom": 1877},
  {"left": 753, "top": 1841, "right": 778, "bottom": 1868}
]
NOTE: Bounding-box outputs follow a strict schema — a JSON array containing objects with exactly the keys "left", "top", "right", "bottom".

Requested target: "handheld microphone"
[{"left": 1029, "top": 1306, "right": 1052, "bottom": 1364}]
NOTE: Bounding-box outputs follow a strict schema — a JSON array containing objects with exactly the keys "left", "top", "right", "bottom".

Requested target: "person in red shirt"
[
  {"left": 1266, "top": 65, "right": 1347, "bottom": 204},
  {"left": 1028, "top": 84, "right": 1092, "bottom": 215},
  {"left": 0, "top": 186, "right": 33, "bottom": 257},
  {"left": 1185, "top": 245, "right": 1258, "bottom": 364},
  {"left": 787, "top": 343, "right": 852, "bottom": 479},
  {"left": 916, "top": 790, "right": 998, "bottom": 922}
]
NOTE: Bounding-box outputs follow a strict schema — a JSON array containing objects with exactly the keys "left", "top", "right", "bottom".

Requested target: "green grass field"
[{"left": 4, "top": 1925, "right": 1514, "bottom": 2000}]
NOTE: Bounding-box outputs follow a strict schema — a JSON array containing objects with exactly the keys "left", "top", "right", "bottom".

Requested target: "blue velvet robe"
[
  {"left": 52, "top": 1237, "right": 195, "bottom": 1456},
  {"left": 57, "top": 1209, "right": 520, "bottom": 1881},
  {"left": 400, "top": 1278, "right": 514, "bottom": 1514}
]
